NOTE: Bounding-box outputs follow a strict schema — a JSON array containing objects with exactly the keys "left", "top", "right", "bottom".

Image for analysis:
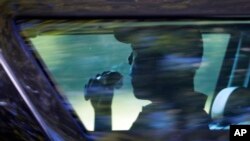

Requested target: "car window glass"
[{"left": 17, "top": 20, "right": 250, "bottom": 135}]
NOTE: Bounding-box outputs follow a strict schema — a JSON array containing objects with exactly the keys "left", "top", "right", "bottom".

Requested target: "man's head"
[{"left": 114, "top": 26, "right": 203, "bottom": 101}]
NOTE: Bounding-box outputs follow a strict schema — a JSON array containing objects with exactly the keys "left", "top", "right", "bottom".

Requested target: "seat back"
[{"left": 211, "top": 87, "right": 250, "bottom": 125}]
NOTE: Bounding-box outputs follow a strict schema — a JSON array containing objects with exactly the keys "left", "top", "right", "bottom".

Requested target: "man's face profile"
[{"left": 115, "top": 27, "right": 203, "bottom": 101}]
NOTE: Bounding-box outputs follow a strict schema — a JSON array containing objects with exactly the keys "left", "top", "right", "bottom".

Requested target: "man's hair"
[{"left": 114, "top": 26, "right": 203, "bottom": 58}]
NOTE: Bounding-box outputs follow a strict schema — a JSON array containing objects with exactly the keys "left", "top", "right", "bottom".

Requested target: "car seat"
[{"left": 211, "top": 87, "right": 250, "bottom": 127}]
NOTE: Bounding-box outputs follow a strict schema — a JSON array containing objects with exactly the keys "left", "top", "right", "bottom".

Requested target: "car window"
[
  {"left": 24, "top": 32, "right": 230, "bottom": 131},
  {"left": 17, "top": 19, "right": 250, "bottom": 140}
]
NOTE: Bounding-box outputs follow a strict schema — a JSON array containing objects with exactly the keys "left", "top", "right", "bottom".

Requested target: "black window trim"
[{"left": 0, "top": 49, "right": 53, "bottom": 140}]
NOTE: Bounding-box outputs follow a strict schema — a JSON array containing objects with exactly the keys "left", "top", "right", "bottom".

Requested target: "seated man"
[{"left": 84, "top": 26, "right": 210, "bottom": 137}]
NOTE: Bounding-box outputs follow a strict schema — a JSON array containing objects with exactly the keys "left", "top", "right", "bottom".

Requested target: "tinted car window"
[{"left": 17, "top": 19, "right": 250, "bottom": 140}]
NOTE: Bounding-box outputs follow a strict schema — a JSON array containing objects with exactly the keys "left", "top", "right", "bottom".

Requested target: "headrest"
[
  {"left": 211, "top": 87, "right": 250, "bottom": 120},
  {"left": 211, "top": 87, "right": 239, "bottom": 119}
]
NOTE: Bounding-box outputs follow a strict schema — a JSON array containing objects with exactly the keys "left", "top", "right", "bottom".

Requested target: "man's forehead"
[{"left": 131, "top": 40, "right": 203, "bottom": 56}]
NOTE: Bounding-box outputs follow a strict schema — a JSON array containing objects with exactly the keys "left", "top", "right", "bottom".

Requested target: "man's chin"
[{"left": 133, "top": 89, "right": 152, "bottom": 100}]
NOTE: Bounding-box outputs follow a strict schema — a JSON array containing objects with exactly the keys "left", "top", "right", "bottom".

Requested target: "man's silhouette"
[{"left": 84, "top": 26, "right": 210, "bottom": 133}]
